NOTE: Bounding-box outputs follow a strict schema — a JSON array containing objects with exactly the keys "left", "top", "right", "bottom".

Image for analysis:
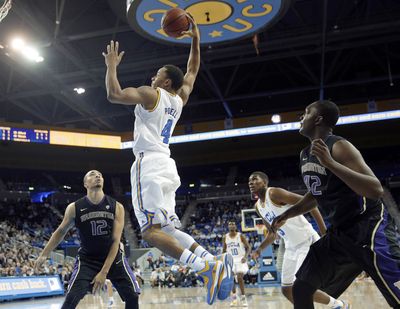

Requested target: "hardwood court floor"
[{"left": 0, "top": 279, "right": 390, "bottom": 308}]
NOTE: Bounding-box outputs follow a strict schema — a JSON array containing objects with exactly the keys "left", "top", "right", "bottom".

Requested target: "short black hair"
[
  {"left": 163, "top": 64, "right": 184, "bottom": 91},
  {"left": 314, "top": 100, "right": 340, "bottom": 128},
  {"left": 251, "top": 171, "right": 269, "bottom": 184}
]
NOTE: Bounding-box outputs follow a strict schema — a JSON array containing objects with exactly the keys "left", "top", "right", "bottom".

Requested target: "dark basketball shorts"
[
  {"left": 296, "top": 203, "right": 400, "bottom": 308},
  {"left": 67, "top": 249, "right": 140, "bottom": 304}
]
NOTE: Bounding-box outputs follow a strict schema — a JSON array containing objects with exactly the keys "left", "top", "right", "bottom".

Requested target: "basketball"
[{"left": 161, "top": 8, "right": 190, "bottom": 38}]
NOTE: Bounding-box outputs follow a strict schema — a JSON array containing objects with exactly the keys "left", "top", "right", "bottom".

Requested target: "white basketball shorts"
[
  {"left": 233, "top": 259, "right": 249, "bottom": 275},
  {"left": 281, "top": 230, "right": 320, "bottom": 286},
  {"left": 131, "top": 152, "right": 181, "bottom": 232}
]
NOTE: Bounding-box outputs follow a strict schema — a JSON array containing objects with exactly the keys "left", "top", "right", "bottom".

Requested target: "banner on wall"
[{"left": 0, "top": 276, "right": 64, "bottom": 301}]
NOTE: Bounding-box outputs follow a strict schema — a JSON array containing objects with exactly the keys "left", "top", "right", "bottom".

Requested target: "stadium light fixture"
[
  {"left": 271, "top": 114, "right": 281, "bottom": 123},
  {"left": 21, "top": 46, "right": 39, "bottom": 61},
  {"left": 74, "top": 87, "right": 86, "bottom": 94},
  {"left": 9, "top": 37, "right": 44, "bottom": 63},
  {"left": 11, "top": 37, "right": 25, "bottom": 50}
]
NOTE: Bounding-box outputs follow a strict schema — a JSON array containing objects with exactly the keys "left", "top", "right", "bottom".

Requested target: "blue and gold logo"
[{"left": 127, "top": 0, "right": 292, "bottom": 45}]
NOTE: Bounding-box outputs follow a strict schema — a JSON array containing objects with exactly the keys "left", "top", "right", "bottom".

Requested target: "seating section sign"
[{"left": 0, "top": 276, "right": 64, "bottom": 301}]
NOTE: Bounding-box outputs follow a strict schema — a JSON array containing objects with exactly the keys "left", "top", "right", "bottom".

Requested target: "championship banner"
[{"left": 0, "top": 276, "right": 64, "bottom": 301}]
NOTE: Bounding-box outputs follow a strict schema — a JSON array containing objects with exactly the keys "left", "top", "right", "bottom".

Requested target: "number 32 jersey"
[
  {"left": 132, "top": 87, "right": 183, "bottom": 157},
  {"left": 300, "top": 134, "right": 380, "bottom": 229}
]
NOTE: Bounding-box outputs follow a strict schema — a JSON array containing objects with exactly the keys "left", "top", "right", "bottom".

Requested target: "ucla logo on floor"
[{"left": 127, "top": 0, "right": 293, "bottom": 45}]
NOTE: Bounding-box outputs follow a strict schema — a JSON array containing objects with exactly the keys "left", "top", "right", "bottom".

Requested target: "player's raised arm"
[
  {"left": 103, "top": 40, "right": 158, "bottom": 109},
  {"left": 92, "top": 202, "right": 125, "bottom": 294},
  {"left": 35, "top": 203, "right": 76, "bottom": 271},
  {"left": 178, "top": 15, "right": 200, "bottom": 106}
]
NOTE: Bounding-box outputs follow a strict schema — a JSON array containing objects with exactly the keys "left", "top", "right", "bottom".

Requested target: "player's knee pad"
[{"left": 161, "top": 225, "right": 195, "bottom": 249}]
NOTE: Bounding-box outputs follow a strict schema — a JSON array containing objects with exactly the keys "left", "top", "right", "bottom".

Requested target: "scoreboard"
[
  {"left": 0, "top": 127, "right": 50, "bottom": 144},
  {"left": 0, "top": 126, "right": 120, "bottom": 149}
]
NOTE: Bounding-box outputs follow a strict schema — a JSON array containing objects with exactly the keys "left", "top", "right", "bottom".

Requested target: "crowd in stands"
[
  {"left": 0, "top": 220, "right": 75, "bottom": 289},
  {"left": 186, "top": 199, "right": 261, "bottom": 255},
  {"left": 0, "top": 201, "right": 75, "bottom": 290}
]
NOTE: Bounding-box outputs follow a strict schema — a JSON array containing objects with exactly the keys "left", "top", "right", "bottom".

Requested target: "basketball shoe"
[
  {"left": 216, "top": 253, "right": 234, "bottom": 300},
  {"left": 197, "top": 260, "right": 223, "bottom": 305}
]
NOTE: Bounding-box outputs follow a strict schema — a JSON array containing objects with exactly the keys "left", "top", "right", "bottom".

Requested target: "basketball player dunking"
[
  {"left": 249, "top": 171, "right": 348, "bottom": 308},
  {"left": 223, "top": 220, "right": 251, "bottom": 307},
  {"left": 103, "top": 16, "right": 233, "bottom": 305},
  {"left": 272, "top": 100, "right": 400, "bottom": 309},
  {"left": 35, "top": 170, "right": 140, "bottom": 309}
]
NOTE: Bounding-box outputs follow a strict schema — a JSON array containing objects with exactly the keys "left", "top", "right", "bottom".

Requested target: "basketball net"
[{"left": 0, "top": 0, "right": 12, "bottom": 22}]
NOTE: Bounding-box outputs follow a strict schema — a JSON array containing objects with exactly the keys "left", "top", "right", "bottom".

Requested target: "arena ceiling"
[{"left": 0, "top": 0, "right": 399, "bottom": 132}]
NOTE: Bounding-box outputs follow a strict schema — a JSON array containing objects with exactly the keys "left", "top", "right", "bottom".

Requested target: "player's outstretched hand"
[
  {"left": 310, "top": 138, "right": 334, "bottom": 168},
  {"left": 34, "top": 255, "right": 47, "bottom": 273},
  {"left": 91, "top": 271, "right": 107, "bottom": 295},
  {"left": 102, "top": 40, "right": 125, "bottom": 67},
  {"left": 180, "top": 13, "right": 199, "bottom": 38}
]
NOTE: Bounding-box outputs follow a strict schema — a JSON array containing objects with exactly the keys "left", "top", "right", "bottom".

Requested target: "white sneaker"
[
  {"left": 333, "top": 300, "right": 350, "bottom": 309},
  {"left": 241, "top": 296, "right": 248, "bottom": 307},
  {"left": 230, "top": 299, "right": 239, "bottom": 307}
]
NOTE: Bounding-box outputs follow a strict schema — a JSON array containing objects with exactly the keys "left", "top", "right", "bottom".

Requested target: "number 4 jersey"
[
  {"left": 300, "top": 134, "right": 380, "bottom": 228},
  {"left": 75, "top": 195, "right": 117, "bottom": 260},
  {"left": 132, "top": 87, "right": 183, "bottom": 157}
]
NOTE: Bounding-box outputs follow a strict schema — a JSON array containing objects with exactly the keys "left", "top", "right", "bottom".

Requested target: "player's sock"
[
  {"left": 194, "top": 245, "right": 215, "bottom": 261},
  {"left": 179, "top": 249, "right": 206, "bottom": 272},
  {"left": 328, "top": 297, "right": 343, "bottom": 308}
]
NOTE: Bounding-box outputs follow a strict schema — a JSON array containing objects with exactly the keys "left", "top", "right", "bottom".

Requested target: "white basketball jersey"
[
  {"left": 225, "top": 232, "right": 246, "bottom": 262},
  {"left": 132, "top": 87, "right": 183, "bottom": 157},
  {"left": 256, "top": 188, "right": 316, "bottom": 248}
]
